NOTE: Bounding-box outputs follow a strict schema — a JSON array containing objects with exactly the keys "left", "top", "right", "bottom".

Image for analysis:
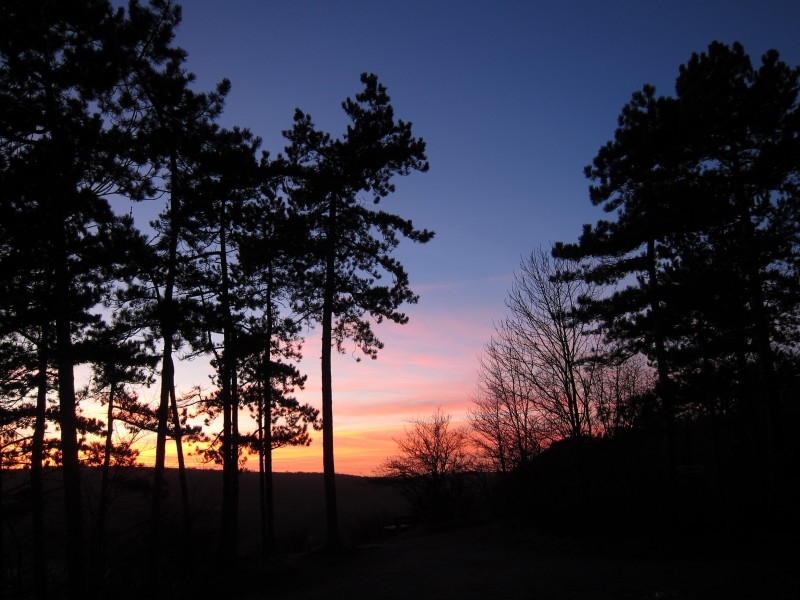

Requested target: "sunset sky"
[{"left": 124, "top": 0, "right": 800, "bottom": 475}]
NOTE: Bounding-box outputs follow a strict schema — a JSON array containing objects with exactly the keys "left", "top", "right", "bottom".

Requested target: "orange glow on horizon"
[
  {"left": 85, "top": 276, "right": 499, "bottom": 477},
  {"left": 127, "top": 410, "right": 473, "bottom": 477},
  {"left": 129, "top": 422, "right": 418, "bottom": 476}
]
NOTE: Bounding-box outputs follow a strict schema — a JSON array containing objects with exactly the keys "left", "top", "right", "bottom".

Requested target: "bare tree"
[
  {"left": 593, "top": 352, "right": 655, "bottom": 436},
  {"left": 502, "top": 247, "right": 600, "bottom": 439},
  {"left": 378, "top": 408, "right": 474, "bottom": 522},
  {"left": 470, "top": 248, "right": 656, "bottom": 472},
  {"left": 470, "top": 337, "right": 546, "bottom": 473}
]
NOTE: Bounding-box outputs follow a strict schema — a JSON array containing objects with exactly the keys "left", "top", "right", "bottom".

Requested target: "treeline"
[
  {"left": 0, "top": 1, "right": 431, "bottom": 598},
  {"left": 379, "top": 42, "right": 799, "bottom": 542}
]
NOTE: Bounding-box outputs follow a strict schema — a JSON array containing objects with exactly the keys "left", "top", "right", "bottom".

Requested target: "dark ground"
[
  {"left": 239, "top": 518, "right": 797, "bottom": 600},
  {"left": 2, "top": 469, "right": 796, "bottom": 599},
  {"left": 222, "top": 472, "right": 795, "bottom": 600}
]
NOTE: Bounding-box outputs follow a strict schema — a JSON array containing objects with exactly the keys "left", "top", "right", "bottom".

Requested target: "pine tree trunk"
[
  {"left": 152, "top": 349, "right": 173, "bottom": 529},
  {"left": 219, "top": 203, "right": 239, "bottom": 558},
  {"left": 322, "top": 198, "right": 340, "bottom": 550},
  {"left": 259, "top": 306, "right": 276, "bottom": 554},
  {"left": 264, "top": 271, "right": 276, "bottom": 552},
  {"left": 646, "top": 238, "right": 678, "bottom": 497},
  {"left": 31, "top": 325, "right": 49, "bottom": 600},
  {"left": 257, "top": 376, "right": 269, "bottom": 554},
  {"left": 265, "top": 415, "right": 275, "bottom": 551},
  {"left": 55, "top": 227, "right": 86, "bottom": 598},
  {"left": 169, "top": 385, "right": 191, "bottom": 530},
  {"left": 151, "top": 152, "right": 181, "bottom": 570},
  {"left": 231, "top": 360, "right": 240, "bottom": 546},
  {"left": 97, "top": 378, "right": 117, "bottom": 571}
]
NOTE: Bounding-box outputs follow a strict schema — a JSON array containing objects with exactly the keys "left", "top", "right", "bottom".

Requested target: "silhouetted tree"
[
  {"left": 239, "top": 348, "right": 318, "bottom": 553},
  {"left": 279, "top": 73, "right": 433, "bottom": 548},
  {"left": 0, "top": 330, "right": 52, "bottom": 598},
  {"left": 591, "top": 352, "right": 654, "bottom": 436},
  {"left": 82, "top": 314, "right": 157, "bottom": 564},
  {"left": 186, "top": 124, "right": 262, "bottom": 558},
  {"left": 504, "top": 248, "right": 602, "bottom": 439},
  {"left": 235, "top": 158, "right": 316, "bottom": 554},
  {"left": 554, "top": 41, "right": 800, "bottom": 513},
  {"left": 0, "top": 1, "right": 159, "bottom": 594},
  {"left": 378, "top": 408, "right": 474, "bottom": 522},
  {"left": 120, "top": 0, "right": 237, "bottom": 543},
  {"left": 470, "top": 248, "right": 649, "bottom": 472},
  {"left": 470, "top": 337, "right": 545, "bottom": 474}
]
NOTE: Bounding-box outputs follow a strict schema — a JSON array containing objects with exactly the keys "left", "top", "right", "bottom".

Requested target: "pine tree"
[
  {"left": 186, "top": 125, "right": 262, "bottom": 558},
  {"left": 554, "top": 41, "right": 800, "bottom": 515},
  {"left": 236, "top": 182, "right": 316, "bottom": 554},
  {"left": 119, "top": 0, "right": 234, "bottom": 544},
  {"left": 279, "top": 73, "right": 433, "bottom": 549},
  {"left": 0, "top": 1, "right": 155, "bottom": 594}
]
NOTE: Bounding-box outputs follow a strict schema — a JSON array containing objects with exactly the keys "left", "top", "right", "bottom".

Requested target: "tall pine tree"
[
  {"left": 555, "top": 41, "right": 800, "bottom": 516},
  {"left": 279, "top": 74, "right": 433, "bottom": 548}
]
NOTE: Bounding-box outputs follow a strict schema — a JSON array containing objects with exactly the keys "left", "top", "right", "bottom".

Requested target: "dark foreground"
[
  {"left": 239, "top": 521, "right": 796, "bottom": 600},
  {"left": 3, "top": 469, "right": 796, "bottom": 599}
]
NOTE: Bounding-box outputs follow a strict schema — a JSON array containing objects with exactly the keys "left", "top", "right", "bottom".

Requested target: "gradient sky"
[{"left": 126, "top": 0, "right": 800, "bottom": 475}]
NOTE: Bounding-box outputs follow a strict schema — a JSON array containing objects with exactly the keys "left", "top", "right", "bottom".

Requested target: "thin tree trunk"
[
  {"left": 257, "top": 375, "right": 268, "bottom": 554},
  {"left": 322, "top": 197, "right": 340, "bottom": 550},
  {"left": 31, "top": 324, "right": 49, "bottom": 600},
  {"left": 259, "top": 291, "right": 276, "bottom": 554},
  {"left": 152, "top": 351, "right": 173, "bottom": 526},
  {"left": 169, "top": 385, "right": 191, "bottom": 530},
  {"left": 151, "top": 152, "right": 180, "bottom": 573},
  {"left": 264, "top": 404, "right": 275, "bottom": 551},
  {"left": 97, "top": 377, "right": 117, "bottom": 572},
  {"left": 219, "top": 202, "right": 239, "bottom": 557},
  {"left": 219, "top": 340, "right": 234, "bottom": 556},
  {"left": 54, "top": 204, "right": 86, "bottom": 599},
  {"left": 231, "top": 358, "right": 240, "bottom": 545},
  {"left": 264, "top": 266, "right": 276, "bottom": 552},
  {"left": 646, "top": 238, "right": 677, "bottom": 491}
]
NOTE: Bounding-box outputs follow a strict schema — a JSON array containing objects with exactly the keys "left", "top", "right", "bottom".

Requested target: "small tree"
[{"left": 378, "top": 408, "right": 474, "bottom": 523}]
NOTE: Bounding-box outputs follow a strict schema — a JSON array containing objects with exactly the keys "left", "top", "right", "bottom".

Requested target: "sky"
[{"left": 126, "top": 0, "right": 800, "bottom": 475}]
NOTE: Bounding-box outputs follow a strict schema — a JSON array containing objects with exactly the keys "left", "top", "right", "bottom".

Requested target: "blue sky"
[{"left": 126, "top": 0, "right": 800, "bottom": 473}]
